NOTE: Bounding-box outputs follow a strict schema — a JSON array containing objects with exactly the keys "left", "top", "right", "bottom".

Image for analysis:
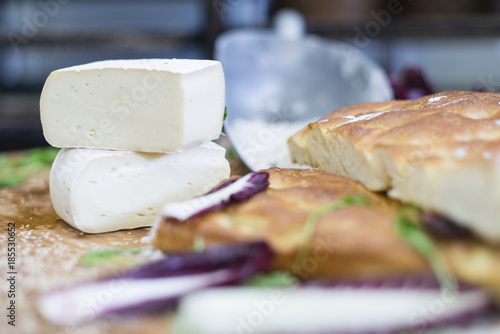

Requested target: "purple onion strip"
[
  {"left": 422, "top": 211, "right": 473, "bottom": 240},
  {"left": 160, "top": 171, "right": 269, "bottom": 221},
  {"left": 38, "top": 241, "right": 273, "bottom": 325}
]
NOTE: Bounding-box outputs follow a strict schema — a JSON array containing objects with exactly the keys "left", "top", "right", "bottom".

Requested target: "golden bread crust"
[
  {"left": 152, "top": 167, "right": 500, "bottom": 289},
  {"left": 288, "top": 91, "right": 500, "bottom": 243},
  {"left": 152, "top": 168, "right": 428, "bottom": 279}
]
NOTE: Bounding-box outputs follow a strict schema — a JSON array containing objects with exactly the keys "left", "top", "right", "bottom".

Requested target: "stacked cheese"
[{"left": 40, "top": 59, "right": 230, "bottom": 233}]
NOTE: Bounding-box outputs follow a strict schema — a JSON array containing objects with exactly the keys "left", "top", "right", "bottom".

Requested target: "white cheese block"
[
  {"left": 40, "top": 59, "right": 225, "bottom": 153},
  {"left": 49, "top": 142, "right": 230, "bottom": 233}
]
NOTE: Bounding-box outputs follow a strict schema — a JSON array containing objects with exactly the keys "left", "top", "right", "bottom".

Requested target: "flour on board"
[{"left": 341, "top": 110, "right": 392, "bottom": 125}]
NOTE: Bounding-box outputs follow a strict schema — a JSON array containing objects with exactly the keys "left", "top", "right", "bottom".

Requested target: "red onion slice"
[
  {"left": 160, "top": 171, "right": 269, "bottom": 221},
  {"left": 175, "top": 275, "right": 492, "bottom": 334},
  {"left": 303, "top": 273, "right": 470, "bottom": 291},
  {"left": 38, "top": 241, "right": 273, "bottom": 325},
  {"left": 422, "top": 211, "right": 473, "bottom": 240}
]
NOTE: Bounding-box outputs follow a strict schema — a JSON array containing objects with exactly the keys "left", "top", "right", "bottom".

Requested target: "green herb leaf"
[
  {"left": 0, "top": 153, "right": 8, "bottom": 168},
  {"left": 193, "top": 235, "right": 205, "bottom": 253},
  {"left": 396, "top": 206, "right": 435, "bottom": 257},
  {"left": 245, "top": 271, "right": 299, "bottom": 287},
  {"left": 396, "top": 206, "right": 457, "bottom": 292},
  {"left": 81, "top": 248, "right": 144, "bottom": 266},
  {"left": 295, "top": 195, "right": 371, "bottom": 267},
  {"left": 225, "top": 145, "right": 237, "bottom": 158},
  {"left": 223, "top": 106, "right": 228, "bottom": 122},
  {"left": 0, "top": 147, "right": 60, "bottom": 187},
  {"left": 24, "top": 147, "right": 60, "bottom": 165}
]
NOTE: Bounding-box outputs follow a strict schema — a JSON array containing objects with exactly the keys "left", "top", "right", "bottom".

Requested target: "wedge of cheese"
[
  {"left": 40, "top": 59, "right": 225, "bottom": 153},
  {"left": 50, "top": 142, "right": 230, "bottom": 233}
]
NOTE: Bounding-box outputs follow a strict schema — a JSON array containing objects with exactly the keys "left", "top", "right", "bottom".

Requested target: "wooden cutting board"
[
  {"left": 0, "top": 144, "right": 250, "bottom": 334},
  {"left": 2, "top": 148, "right": 500, "bottom": 333}
]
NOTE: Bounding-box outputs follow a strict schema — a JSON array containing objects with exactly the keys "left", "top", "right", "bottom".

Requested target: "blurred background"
[{"left": 2, "top": 0, "right": 500, "bottom": 151}]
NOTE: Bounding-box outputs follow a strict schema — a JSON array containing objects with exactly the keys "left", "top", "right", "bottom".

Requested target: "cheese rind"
[
  {"left": 40, "top": 59, "right": 225, "bottom": 153},
  {"left": 49, "top": 143, "right": 230, "bottom": 233}
]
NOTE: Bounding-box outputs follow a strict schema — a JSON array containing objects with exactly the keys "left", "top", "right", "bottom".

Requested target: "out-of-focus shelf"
[
  {"left": 0, "top": 30, "right": 200, "bottom": 48},
  {"left": 0, "top": 93, "right": 46, "bottom": 151},
  {"left": 0, "top": 94, "right": 40, "bottom": 122},
  {"left": 309, "top": 14, "right": 500, "bottom": 39}
]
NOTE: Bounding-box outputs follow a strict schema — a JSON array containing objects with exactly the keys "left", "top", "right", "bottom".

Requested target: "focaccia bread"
[
  {"left": 288, "top": 91, "right": 500, "bottom": 244},
  {"left": 153, "top": 167, "right": 428, "bottom": 279},
  {"left": 152, "top": 167, "right": 500, "bottom": 288}
]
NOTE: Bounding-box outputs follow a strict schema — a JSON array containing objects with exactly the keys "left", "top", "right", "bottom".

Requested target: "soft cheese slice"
[
  {"left": 40, "top": 59, "right": 225, "bottom": 152},
  {"left": 49, "top": 142, "right": 230, "bottom": 233}
]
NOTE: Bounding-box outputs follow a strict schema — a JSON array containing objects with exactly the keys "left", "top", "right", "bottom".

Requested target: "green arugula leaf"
[
  {"left": 396, "top": 206, "right": 435, "bottom": 257},
  {"left": 193, "top": 235, "right": 205, "bottom": 253},
  {"left": 24, "top": 147, "right": 60, "bottom": 165},
  {"left": 0, "top": 147, "right": 60, "bottom": 187},
  {"left": 225, "top": 145, "right": 237, "bottom": 158},
  {"left": 0, "top": 153, "right": 8, "bottom": 168},
  {"left": 396, "top": 206, "right": 457, "bottom": 292},
  {"left": 245, "top": 271, "right": 299, "bottom": 287},
  {"left": 81, "top": 248, "right": 144, "bottom": 266},
  {"left": 295, "top": 195, "right": 371, "bottom": 267}
]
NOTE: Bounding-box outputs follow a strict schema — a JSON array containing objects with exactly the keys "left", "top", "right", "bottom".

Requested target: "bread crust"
[
  {"left": 152, "top": 167, "right": 500, "bottom": 288},
  {"left": 152, "top": 168, "right": 428, "bottom": 279},
  {"left": 288, "top": 91, "right": 500, "bottom": 243}
]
